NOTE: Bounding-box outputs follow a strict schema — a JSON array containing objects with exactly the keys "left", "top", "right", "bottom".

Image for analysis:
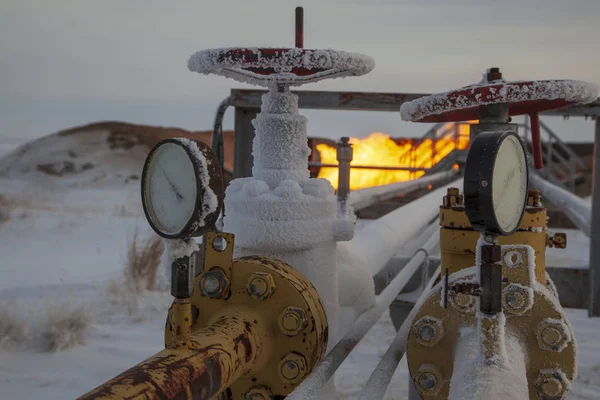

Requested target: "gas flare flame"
[{"left": 316, "top": 122, "right": 473, "bottom": 190}]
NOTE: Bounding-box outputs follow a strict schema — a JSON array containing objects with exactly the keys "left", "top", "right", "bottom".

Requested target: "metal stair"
[
  {"left": 407, "top": 117, "right": 585, "bottom": 193},
  {"left": 407, "top": 121, "right": 470, "bottom": 177},
  {"left": 520, "top": 117, "right": 586, "bottom": 192}
]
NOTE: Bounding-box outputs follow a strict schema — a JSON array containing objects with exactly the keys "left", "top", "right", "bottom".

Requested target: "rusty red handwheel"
[
  {"left": 188, "top": 7, "right": 373, "bottom": 86},
  {"left": 188, "top": 47, "right": 374, "bottom": 87},
  {"left": 400, "top": 69, "right": 598, "bottom": 169}
]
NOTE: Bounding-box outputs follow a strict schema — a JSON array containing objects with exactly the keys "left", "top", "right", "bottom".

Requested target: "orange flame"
[{"left": 316, "top": 121, "right": 474, "bottom": 190}]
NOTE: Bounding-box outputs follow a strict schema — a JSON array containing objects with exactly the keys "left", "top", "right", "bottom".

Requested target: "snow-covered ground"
[{"left": 0, "top": 133, "right": 599, "bottom": 399}]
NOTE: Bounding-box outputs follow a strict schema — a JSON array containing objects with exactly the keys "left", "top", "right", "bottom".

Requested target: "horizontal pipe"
[
  {"left": 529, "top": 173, "right": 591, "bottom": 236},
  {"left": 349, "top": 170, "right": 458, "bottom": 211},
  {"left": 310, "top": 162, "right": 427, "bottom": 172},
  {"left": 399, "top": 221, "right": 441, "bottom": 257},
  {"left": 352, "top": 178, "right": 462, "bottom": 277},
  {"left": 78, "top": 307, "right": 267, "bottom": 400},
  {"left": 373, "top": 221, "right": 440, "bottom": 295},
  {"left": 357, "top": 266, "right": 441, "bottom": 400},
  {"left": 286, "top": 233, "right": 440, "bottom": 400}
]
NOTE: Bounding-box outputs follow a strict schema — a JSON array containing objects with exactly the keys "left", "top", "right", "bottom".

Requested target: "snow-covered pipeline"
[
  {"left": 448, "top": 323, "right": 529, "bottom": 400},
  {"left": 348, "top": 170, "right": 458, "bottom": 211},
  {"left": 351, "top": 178, "right": 463, "bottom": 277},
  {"left": 530, "top": 173, "right": 591, "bottom": 236}
]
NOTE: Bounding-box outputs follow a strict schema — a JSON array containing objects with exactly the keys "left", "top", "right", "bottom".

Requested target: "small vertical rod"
[
  {"left": 529, "top": 113, "right": 544, "bottom": 169},
  {"left": 170, "top": 239, "right": 197, "bottom": 347},
  {"left": 295, "top": 7, "right": 304, "bottom": 48},
  {"left": 589, "top": 118, "right": 600, "bottom": 317},
  {"left": 479, "top": 242, "right": 502, "bottom": 314},
  {"left": 337, "top": 137, "right": 353, "bottom": 216}
]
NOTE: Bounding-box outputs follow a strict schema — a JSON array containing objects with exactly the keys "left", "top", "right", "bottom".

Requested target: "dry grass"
[
  {"left": 0, "top": 195, "right": 10, "bottom": 223},
  {"left": 0, "top": 302, "right": 25, "bottom": 349},
  {"left": 0, "top": 300, "right": 90, "bottom": 352},
  {"left": 107, "top": 230, "right": 165, "bottom": 316},
  {"left": 0, "top": 208, "right": 8, "bottom": 223},
  {"left": 34, "top": 302, "right": 91, "bottom": 352},
  {"left": 125, "top": 230, "right": 164, "bottom": 292}
]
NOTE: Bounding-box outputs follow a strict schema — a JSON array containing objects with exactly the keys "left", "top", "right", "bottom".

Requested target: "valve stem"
[{"left": 295, "top": 7, "right": 304, "bottom": 48}]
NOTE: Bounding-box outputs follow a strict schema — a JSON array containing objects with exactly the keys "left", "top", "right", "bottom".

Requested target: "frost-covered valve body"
[{"left": 186, "top": 7, "right": 374, "bottom": 345}]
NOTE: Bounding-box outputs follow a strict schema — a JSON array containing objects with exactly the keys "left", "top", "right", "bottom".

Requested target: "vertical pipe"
[
  {"left": 529, "top": 113, "right": 544, "bottom": 169},
  {"left": 589, "top": 119, "right": 600, "bottom": 317},
  {"left": 233, "top": 107, "right": 259, "bottom": 178},
  {"left": 337, "top": 137, "right": 353, "bottom": 216},
  {"left": 295, "top": 7, "right": 304, "bottom": 48},
  {"left": 212, "top": 97, "right": 231, "bottom": 170}
]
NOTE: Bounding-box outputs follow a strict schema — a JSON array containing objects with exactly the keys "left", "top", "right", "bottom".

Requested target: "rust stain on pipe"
[{"left": 78, "top": 307, "right": 267, "bottom": 400}]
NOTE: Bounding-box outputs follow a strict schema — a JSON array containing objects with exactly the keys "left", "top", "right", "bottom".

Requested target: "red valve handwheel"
[
  {"left": 188, "top": 47, "right": 374, "bottom": 87},
  {"left": 188, "top": 7, "right": 373, "bottom": 86},
  {"left": 401, "top": 79, "right": 598, "bottom": 169}
]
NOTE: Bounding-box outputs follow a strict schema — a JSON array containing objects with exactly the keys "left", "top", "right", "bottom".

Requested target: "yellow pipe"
[
  {"left": 168, "top": 298, "right": 192, "bottom": 348},
  {"left": 78, "top": 306, "right": 269, "bottom": 400}
]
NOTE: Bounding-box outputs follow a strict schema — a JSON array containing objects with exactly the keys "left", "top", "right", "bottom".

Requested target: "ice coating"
[
  {"left": 400, "top": 79, "right": 599, "bottom": 121},
  {"left": 502, "top": 244, "right": 537, "bottom": 285},
  {"left": 171, "top": 138, "right": 219, "bottom": 229},
  {"left": 187, "top": 47, "right": 375, "bottom": 87},
  {"left": 156, "top": 238, "right": 200, "bottom": 290},
  {"left": 251, "top": 90, "right": 311, "bottom": 187},
  {"left": 164, "top": 237, "right": 199, "bottom": 260},
  {"left": 223, "top": 86, "right": 371, "bottom": 354},
  {"left": 448, "top": 322, "right": 529, "bottom": 399}
]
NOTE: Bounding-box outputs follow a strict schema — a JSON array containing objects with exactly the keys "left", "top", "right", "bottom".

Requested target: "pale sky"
[{"left": 1, "top": 0, "right": 599, "bottom": 146}]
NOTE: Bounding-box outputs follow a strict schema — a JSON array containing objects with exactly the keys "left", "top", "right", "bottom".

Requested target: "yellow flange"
[
  {"left": 165, "top": 232, "right": 329, "bottom": 399},
  {"left": 407, "top": 188, "right": 574, "bottom": 399},
  {"left": 407, "top": 245, "right": 576, "bottom": 400},
  {"left": 79, "top": 232, "right": 328, "bottom": 400},
  {"left": 439, "top": 189, "right": 552, "bottom": 285}
]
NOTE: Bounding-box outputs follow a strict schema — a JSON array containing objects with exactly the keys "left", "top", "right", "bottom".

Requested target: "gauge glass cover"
[
  {"left": 143, "top": 143, "right": 198, "bottom": 235},
  {"left": 491, "top": 135, "right": 528, "bottom": 233}
]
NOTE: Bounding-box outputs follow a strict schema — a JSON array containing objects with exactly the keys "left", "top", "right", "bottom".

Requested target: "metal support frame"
[
  {"left": 590, "top": 118, "right": 600, "bottom": 317},
  {"left": 225, "top": 89, "right": 599, "bottom": 179},
  {"left": 229, "top": 89, "right": 600, "bottom": 115}
]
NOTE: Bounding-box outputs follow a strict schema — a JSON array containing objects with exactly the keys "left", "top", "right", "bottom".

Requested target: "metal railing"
[
  {"left": 287, "top": 231, "right": 441, "bottom": 400},
  {"left": 307, "top": 122, "right": 467, "bottom": 182},
  {"left": 521, "top": 116, "right": 587, "bottom": 192}
]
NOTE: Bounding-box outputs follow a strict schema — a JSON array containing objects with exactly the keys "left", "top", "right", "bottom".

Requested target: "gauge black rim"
[
  {"left": 141, "top": 138, "right": 224, "bottom": 239},
  {"left": 464, "top": 130, "right": 529, "bottom": 235}
]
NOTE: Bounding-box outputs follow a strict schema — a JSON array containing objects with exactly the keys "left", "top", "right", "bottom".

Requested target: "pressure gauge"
[
  {"left": 141, "top": 138, "right": 224, "bottom": 239},
  {"left": 464, "top": 131, "right": 529, "bottom": 235}
]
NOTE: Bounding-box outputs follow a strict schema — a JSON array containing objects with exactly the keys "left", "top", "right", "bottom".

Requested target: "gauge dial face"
[
  {"left": 143, "top": 143, "right": 198, "bottom": 236},
  {"left": 491, "top": 135, "right": 528, "bottom": 233},
  {"left": 464, "top": 130, "right": 529, "bottom": 236}
]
